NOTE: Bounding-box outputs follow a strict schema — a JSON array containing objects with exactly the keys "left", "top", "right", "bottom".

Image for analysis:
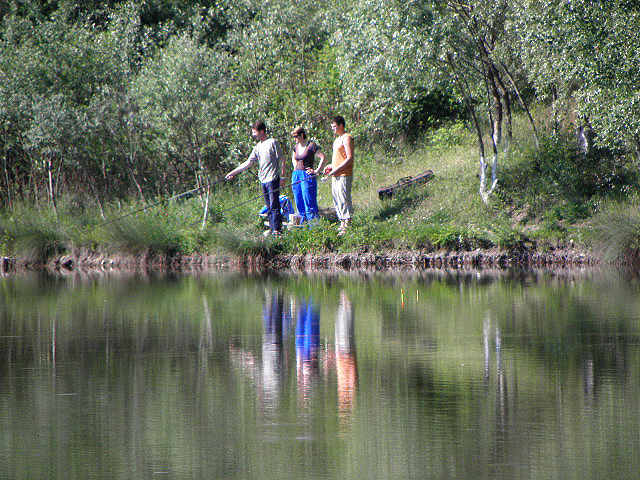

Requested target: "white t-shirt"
[{"left": 248, "top": 138, "right": 283, "bottom": 183}]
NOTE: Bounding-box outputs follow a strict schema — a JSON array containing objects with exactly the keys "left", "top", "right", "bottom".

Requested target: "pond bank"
[{"left": 2, "top": 245, "right": 594, "bottom": 273}]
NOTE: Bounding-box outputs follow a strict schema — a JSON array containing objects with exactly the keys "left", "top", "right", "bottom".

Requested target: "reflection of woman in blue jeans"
[
  {"left": 291, "top": 126, "right": 327, "bottom": 223},
  {"left": 295, "top": 298, "right": 320, "bottom": 361}
]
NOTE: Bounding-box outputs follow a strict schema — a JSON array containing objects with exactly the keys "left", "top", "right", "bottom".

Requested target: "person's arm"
[
  {"left": 307, "top": 150, "right": 327, "bottom": 176},
  {"left": 291, "top": 150, "right": 297, "bottom": 171},
  {"left": 328, "top": 135, "right": 354, "bottom": 176},
  {"left": 225, "top": 159, "right": 252, "bottom": 180}
]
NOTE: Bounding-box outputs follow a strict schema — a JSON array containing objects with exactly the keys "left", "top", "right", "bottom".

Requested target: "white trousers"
[{"left": 331, "top": 176, "right": 353, "bottom": 221}]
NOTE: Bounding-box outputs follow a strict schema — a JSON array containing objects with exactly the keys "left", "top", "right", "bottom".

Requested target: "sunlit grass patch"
[
  {"left": 590, "top": 203, "right": 640, "bottom": 263},
  {"left": 106, "top": 209, "right": 188, "bottom": 256},
  {"left": 1, "top": 206, "right": 69, "bottom": 263}
]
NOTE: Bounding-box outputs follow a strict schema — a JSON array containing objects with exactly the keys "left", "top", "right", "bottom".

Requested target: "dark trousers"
[{"left": 261, "top": 178, "right": 282, "bottom": 232}]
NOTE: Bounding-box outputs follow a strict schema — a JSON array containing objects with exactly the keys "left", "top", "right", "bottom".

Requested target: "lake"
[{"left": 1, "top": 267, "right": 640, "bottom": 479}]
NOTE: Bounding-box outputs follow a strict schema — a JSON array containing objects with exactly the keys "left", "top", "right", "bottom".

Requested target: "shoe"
[{"left": 263, "top": 229, "right": 272, "bottom": 237}]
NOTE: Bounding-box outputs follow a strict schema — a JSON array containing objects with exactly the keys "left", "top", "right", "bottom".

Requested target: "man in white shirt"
[{"left": 226, "top": 121, "right": 286, "bottom": 235}]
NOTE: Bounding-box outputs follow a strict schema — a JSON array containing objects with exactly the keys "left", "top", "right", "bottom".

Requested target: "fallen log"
[{"left": 378, "top": 170, "right": 434, "bottom": 200}]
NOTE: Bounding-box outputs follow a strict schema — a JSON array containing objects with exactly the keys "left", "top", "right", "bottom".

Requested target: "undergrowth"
[{"left": 3, "top": 118, "right": 640, "bottom": 264}]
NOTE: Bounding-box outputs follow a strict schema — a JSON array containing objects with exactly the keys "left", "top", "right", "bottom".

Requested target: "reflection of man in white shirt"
[{"left": 226, "top": 121, "right": 286, "bottom": 234}]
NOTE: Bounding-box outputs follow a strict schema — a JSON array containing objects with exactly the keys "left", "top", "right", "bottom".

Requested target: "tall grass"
[
  {"left": 591, "top": 203, "right": 640, "bottom": 264},
  {"left": 4, "top": 113, "right": 640, "bottom": 262},
  {"left": 0, "top": 205, "right": 69, "bottom": 263}
]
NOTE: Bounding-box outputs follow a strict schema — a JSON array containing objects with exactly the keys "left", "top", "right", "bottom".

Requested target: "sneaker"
[{"left": 263, "top": 229, "right": 272, "bottom": 237}]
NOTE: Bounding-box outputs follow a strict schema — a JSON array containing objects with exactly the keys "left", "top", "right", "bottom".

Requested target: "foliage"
[
  {"left": 512, "top": 0, "right": 640, "bottom": 153},
  {"left": 2, "top": 0, "right": 640, "bottom": 261},
  {"left": 1, "top": 206, "right": 69, "bottom": 263},
  {"left": 498, "top": 134, "right": 639, "bottom": 221},
  {"left": 591, "top": 203, "right": 640, "bottom": 264}
]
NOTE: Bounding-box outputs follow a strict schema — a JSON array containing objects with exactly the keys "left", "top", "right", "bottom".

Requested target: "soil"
[{"left": 2, "top": 245, "right": 595, "bottom": 274}]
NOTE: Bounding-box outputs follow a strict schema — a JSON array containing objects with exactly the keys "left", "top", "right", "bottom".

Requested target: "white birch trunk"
[
  {"left": 200, "top": 185, "right": 210, "bottom": 230},
  {"left": 479, "top": 151, "right": 499, "bottom": 204}
]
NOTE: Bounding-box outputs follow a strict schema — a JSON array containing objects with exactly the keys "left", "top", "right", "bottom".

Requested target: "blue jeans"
[
  {"left": 261, "top": 178, "right": 282, "bottom": 232},
  {"left": 291, "top": 170, "right": 319, "bottom": 222}
]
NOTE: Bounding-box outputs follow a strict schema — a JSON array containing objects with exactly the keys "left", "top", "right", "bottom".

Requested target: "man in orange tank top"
[{"left": 324, "top": 115, "right": 354, "bottom": 235}]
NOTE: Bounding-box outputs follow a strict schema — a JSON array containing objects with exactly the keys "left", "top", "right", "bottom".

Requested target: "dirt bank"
[{"left": 2, "top": 245, "right": 595, "bottom": 273}]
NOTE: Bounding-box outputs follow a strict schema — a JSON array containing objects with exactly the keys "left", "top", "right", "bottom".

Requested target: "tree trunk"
[
  {"left": 46, "top": 154, "right": 58, "bottom": 217},
  {"left": 577, "top": 120, "right": 594, "bottom": 155},
  {"left": 551, "top": 86, "right": 559, "bottom": 136},
  {"left": 488, "top": 70, "right": 503, "bottom": 147},
  {"left": 1, "top": 123, "right": 12, "bottom": 211},
  {"left": 635, "top": 134, "right": 640, "bottom": 162},
  {"left": 2, "top": 156, "right": 10, "bottom": 211},
  {"left": 126, "top": 158, "right": 146, "bottom": 206},
  {"left": 201, "top": 184, "right": 210, "bottom": 230},
  {"left": 84, "top": 165, "right": 106, "bottom": 220},
  {"left": 500, "top": 62, "right": 539, "bottom": 147},
  {"left": 492, "top": 66, "right": 512, "bottom": 152}
]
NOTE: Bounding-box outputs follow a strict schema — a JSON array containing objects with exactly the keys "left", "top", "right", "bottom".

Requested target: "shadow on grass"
[{"left": 374, "top": 188, "right": 429, "bottom": 221}]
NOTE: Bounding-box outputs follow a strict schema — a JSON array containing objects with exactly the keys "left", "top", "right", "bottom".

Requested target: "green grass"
[
  {"left": 590, "top": 201, "right": 640, "bottom": 264},
  {"left": 3, "top": 112, "right": 640, "bottom": 264}
]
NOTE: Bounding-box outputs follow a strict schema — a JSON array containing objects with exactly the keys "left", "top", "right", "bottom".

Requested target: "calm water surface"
[{"left": 1, "top": 268, "right": 640, "bottom": 479}]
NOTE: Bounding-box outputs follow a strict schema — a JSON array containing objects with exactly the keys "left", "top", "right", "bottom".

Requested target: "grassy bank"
[{"left": 2, "top": 117, "right": 640, "bottom": 267}]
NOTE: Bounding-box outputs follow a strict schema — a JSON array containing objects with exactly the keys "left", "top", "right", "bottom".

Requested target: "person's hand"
[
  {"left": 225, "top": 173, "right": 234, "bottom": 180},
  {"left": 306, "top": 167, "right": 317, "bottom": 176},
  {"left": 324, "top": 166, "right": 332, "bottom": 175}
]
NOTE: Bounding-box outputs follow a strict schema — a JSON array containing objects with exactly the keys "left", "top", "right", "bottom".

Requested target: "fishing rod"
[
  {"left": 104, "top": 176, "right": 229, "bottom": 224},
  {"left": 191, "top": 172, "right": 328, "bottom": 227},
  {"left": 106, "top": 171, "right": 327, "bottom": 225}
]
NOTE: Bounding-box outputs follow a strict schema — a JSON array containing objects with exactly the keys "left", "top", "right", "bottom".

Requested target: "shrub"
[
  {"left": 499, "top": 133, "right": 639, "bottom": 222},
  {"left": 591, "top": 204, "right": 640, "bottom": 263},
  {"left": 2, "top": 210, "right": 70, "bottom": 263}
]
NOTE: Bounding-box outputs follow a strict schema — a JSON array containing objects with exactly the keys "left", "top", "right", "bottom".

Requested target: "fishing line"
[
  {"left": 104, "top": 170, "right": 326, "bottom": 226},
  {"left": 104, "top": 176, "right": 229, "bottom": 224},
  {"left": 191, "top": 173, "right": 326, "bottom": 227}
]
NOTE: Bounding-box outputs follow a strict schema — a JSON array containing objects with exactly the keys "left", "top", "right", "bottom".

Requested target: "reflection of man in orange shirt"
[
  {"left": 335, "top": 290, "right": 357, "bottom": 426},
  {"left": 324, "top": 115, "right": 354, "bottom": 235}
]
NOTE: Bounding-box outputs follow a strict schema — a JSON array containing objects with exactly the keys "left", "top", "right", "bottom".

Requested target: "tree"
[
  {"left": 133, "top": 26, "right": 233, "bottom": 224},
  {"left": 512, "top": 0, "right": 640, "bottom": 159},
  {"left": 225, "top": 0, "right": 337, "bottom": 143},
  {"left": 334, "top": 0, "right": 529, "bottom": 202}
]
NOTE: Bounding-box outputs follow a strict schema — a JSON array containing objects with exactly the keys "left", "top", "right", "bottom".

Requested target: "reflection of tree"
[
  {"left": 500, "top": 292, "right": 634, "bottom": 396},
  {"left": 484, "top": 310, "right": 511, "bottom": 472}
]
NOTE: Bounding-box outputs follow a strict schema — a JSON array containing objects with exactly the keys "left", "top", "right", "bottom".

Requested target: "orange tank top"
[{"left": 331, "top": 133, "right": 354, "bottom": 177}]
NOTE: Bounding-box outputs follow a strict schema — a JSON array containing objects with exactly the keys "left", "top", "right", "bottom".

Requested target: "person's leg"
[
  {"left": 261, "top": 181, "right": 272, "bottom": 231},
  {"left": 331, "top": 177, "right": 342, "bottom": 222},
  {"left": 332, "top": 176, "right": 351, "bottom": 231},
  {"left": 268, "top": 178, "right": 282, "bottom": 232},
  {"left": 291, "top": 170, "right": 306, "bottom": 221},
  {"left": 343, "top": 176, "right": 353, "bottom": 227},
  {"left": 301, "top": 173, "right": 319, "bottom": 221}
]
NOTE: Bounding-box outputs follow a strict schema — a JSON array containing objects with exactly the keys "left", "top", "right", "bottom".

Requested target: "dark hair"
[
  {"left": 291, "top": 126, "right": 306, "bottom": 139},
  {"left": 252, "top": 121, "right": 267, "bottom": 132},
  {"left": 332, "top": 115, "right": 346, "bottom": 128}
]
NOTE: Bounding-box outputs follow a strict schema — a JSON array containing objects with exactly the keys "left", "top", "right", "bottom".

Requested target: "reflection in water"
[
  {"left": 335, "top": 290, "right": 357, "bottom": 428},
  {"left": 228, "top": 289, "right": 359, "bottom": 430},
  {"left": 5, "top": 271, "right": 640, "bottom": 479},
  {"left": 262, "top": 290, "right": 292, "bottom": 407},
  {"left": 295, "top": 297, "right": 320, "bottom": 403},
  {"left": 229, "top": 290, "right": 293, "bottom": 411}
]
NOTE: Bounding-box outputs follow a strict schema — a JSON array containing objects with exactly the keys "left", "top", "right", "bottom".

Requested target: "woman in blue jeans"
[{"left": 290, "top": 126, "right": 327, "bottom": 223}]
